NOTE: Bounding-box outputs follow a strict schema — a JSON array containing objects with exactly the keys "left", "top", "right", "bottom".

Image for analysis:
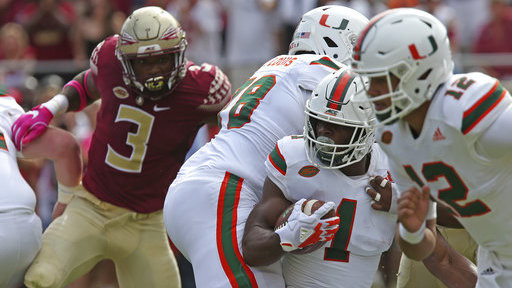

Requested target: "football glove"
[
  {"left": 275, "top": 199, "right": 340, "bottom": 252},
  {"left": 11, "top": 105, "right": 54, "bottom": 150}
]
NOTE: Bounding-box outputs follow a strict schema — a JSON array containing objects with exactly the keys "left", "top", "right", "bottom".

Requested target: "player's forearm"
[
  {"left": 53, "top": 140, "right": 82, "bottom": 187},
  {"left": 397, "top": 225, "right": 436, "bottom": 261},
  {"left": 59, "top": 69, "right": 99, "bottom": 112},
  {"left": 423, "top": 231, "right": 477, "bottom": 288},
  {"left": 22, "top": 127, "right": 82, "bottom": 187},
  {"left": 242, "top": 226, "right": 285, "bottom": 267}
]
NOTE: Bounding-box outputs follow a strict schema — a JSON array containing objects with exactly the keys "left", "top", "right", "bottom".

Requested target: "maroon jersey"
[{"left": 84, "top": 36, "right": 231, "bottom": 213}]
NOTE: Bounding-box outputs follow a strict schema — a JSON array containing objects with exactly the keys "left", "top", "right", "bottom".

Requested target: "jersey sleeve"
[
  {"left": 265, "top": 136, "right": 314, "bottom": 201},
  {"left": 89, "top": 37, "right": 110, "bottom": 79},
  {"left": 191, "top": 63, "right": 232, "bottom": 115},
  {"left": 265, "top": 139, "right": 288, "bottom": 195},
  {"left": 475, "top": 104, "right": 512, "bottom": 160},
  {"left": 0, "top": 96, "right": 23, "bottom": 136},
  {"left": 88, "top": 36, "right": 121, "bottom": 99},
  {"left": 296, "top": 56, "right": 344, "bottom": 91},
  {"left": 444, "top": 72, "right": 512, "bottom": 143}
]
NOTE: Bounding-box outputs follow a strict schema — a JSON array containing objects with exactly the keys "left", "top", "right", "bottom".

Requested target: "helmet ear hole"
[
  {"left": 418, "top": 68, "right": 432, "bottom": 80},
  {"left": 323, "top": 37, "right": 338, "bottom": 48}
]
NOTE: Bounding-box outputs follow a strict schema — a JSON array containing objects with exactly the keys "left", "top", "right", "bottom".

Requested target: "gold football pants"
[{"left": 25, "top": 188, "right": 181, "bottom": 288}]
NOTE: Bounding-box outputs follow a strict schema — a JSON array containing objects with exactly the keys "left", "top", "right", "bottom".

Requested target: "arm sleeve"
[
  {"left": 475, "top": 103, "right": 512, "bottom": 160},
  {"left": 265, "top": 142, "right": 288, "bottom": 198}
]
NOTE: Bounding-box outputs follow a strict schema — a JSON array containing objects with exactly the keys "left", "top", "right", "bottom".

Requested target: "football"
[
  {"left": 275, "top": 199, "right": 336, "bottom": 230},
  {"left": 274, "top": 199, "right": 337, "bottom": 254}
]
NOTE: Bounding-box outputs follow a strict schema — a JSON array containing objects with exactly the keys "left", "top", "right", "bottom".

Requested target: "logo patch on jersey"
[
  {"left": 153, "top": 104, "right": 170, "bottom": 112},
  {"left": 298, "top": 165, "right": 320, "bottom": 177},
  {"left": 433, "top": 127, "right": 446, "bottom": 141},
  {"left": 113, "top": 86, "right": 129, "bottom": 99},
  {"left": 381, "top": 130, "right": 393, "bottom": 145}
]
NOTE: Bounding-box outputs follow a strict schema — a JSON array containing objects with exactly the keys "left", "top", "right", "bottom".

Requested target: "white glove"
[{"left": 275, "top": 199, "right": 340, "bottom": 252}]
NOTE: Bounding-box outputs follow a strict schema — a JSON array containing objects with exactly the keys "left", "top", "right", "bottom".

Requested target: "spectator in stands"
[
  {"left": 473, "top": 0, "right": 512, "bottom": 80},
  {"left": 221, "top": 0, "right": 280, "bottom": 89},
  {"left": 0, "top": 0, "right": 25, "bottom": 26},
  {"left": 18, "top": 0, "right": 83, "bottom": 61},
  {"left": 75, "top": 0, "right": 125, "bottom": 58},
  {"left": 175, "top": 0, "right": 224, "bottom": 65},
  {"left": 0, "top": 22, "right": 35, "bottom": 89},
  {"left": 276, "top": 0, "right": 316, "bottom": 54}
]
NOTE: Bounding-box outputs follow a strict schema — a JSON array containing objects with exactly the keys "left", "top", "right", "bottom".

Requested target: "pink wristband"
[
  {"left": 84, "top": 69, "right": 92, "bottom": 98},
  {"left": 64, "top": 72, "right": 91, "bottom": 111}
]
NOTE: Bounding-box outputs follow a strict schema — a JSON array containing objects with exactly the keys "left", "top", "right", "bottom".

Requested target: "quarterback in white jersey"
[
  {"left": 353, "top": 8, "right": 512, "bottom": 287},
  {"left": 242, "top": 69, "right": 396, "bottom": 288},
  {"left": 0, "top": 93, "right": 82, "bottom": 287},
  {"left": 164, "top": 6, "right": 370, "bottom": 287}
]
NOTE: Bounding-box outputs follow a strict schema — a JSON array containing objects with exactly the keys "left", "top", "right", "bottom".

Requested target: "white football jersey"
[
  {"left": 180, "top": 54, "right": 344, "bottom": 195},
  {"left": 0, "top": 96, "right": 37, "bottom": 212},
  {"left": 266, "top": 135, "right": 396, "bottom": 288},
  {"left": 377, "top": 72, "right": 512, "bottom": 257}
]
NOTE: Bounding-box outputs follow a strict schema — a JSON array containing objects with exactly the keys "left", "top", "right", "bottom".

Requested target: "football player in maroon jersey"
[{"left": 12, "top": 6, "right": 231, "bottom": 288}]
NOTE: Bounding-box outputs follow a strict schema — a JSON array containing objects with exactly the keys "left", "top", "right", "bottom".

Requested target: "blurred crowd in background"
[{"left": 2, "top": 0, "right": 512, "bottom": 287}]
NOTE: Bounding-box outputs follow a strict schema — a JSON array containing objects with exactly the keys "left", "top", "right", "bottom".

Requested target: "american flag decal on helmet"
[
  {"left": 120, "top": 32, "right": 138, "bottom": 45},
  {"left": 326, "top": 70, "right": 356, "bottom": 111},
  {"left": 161, "top": 26, "right": 181, "bottom": 40},
  {"left": 300, "top": 32, "right": 311, "bottom": 39}
]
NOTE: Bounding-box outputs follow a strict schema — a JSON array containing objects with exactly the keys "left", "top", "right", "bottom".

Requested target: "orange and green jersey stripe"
[
  {"left": 0, "top": 87, "right": 8, "bottom": 97},
  {"left": 310, "top": 57, "right": 340, "bottom": 70},
  {"left": 461, "top": 81, "right": 506, "bottom": 135},
  {"left": 216, "top": 172, "right": 258, "bottom": 287},
  {"left": 268, "top": 144, "right": 286, "bottom": 175},
  {"left": 0, "top": 133, "right": 7, "bottom": 151}
]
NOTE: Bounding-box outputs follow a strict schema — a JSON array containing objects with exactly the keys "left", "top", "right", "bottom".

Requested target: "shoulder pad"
[
  {"left": 441, "top": 73, "right": 510, "bottom": 135},
  {"left": 309, "top": 56, "right": 342, "bottom": 70},
  {"left": 89, "top": 36, "right": 117, "bottom": 77},
  {"left": 187, "top": 63, "right": 232, "bottom": 112}
]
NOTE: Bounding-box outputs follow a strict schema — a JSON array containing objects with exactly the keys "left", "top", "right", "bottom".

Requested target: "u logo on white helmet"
[
  {"left": 319, "top": 14, "right": 349, "bottom": 30},
  {"left": 408, "top": 36, "right": 438, "bottom": 60}
]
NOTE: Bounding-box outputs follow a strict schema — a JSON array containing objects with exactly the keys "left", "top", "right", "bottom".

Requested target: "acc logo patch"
[
  {"left": 298, "top": 165, "right": 320, "bottom": 177},
  {"left": 381, "top": 130, "right": 393, "bottom": 145},
  {"left": 113, "top": 86, "right": 129, "bottom": 99}
]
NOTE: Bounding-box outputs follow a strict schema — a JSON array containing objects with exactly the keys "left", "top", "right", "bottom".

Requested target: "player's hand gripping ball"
[{"left": 275, "top": 199, "right": 339, "bottom": 254}]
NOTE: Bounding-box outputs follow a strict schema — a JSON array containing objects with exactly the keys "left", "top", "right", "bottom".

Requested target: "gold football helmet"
[{"left": 117, "top": 6, "right": 187, "bottom": 105}]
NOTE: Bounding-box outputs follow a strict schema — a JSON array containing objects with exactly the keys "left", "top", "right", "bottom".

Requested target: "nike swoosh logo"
[{"left": 153, "top": 105, "right": 170, "bottom": 112}]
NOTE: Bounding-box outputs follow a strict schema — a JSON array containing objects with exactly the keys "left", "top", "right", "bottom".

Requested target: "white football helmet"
[
  {"left": 289, "top": 5, "right": 369, "bottom": 65},
  {"left": 305, "top": 69, "right": 375, "bottom": 169},
  {"left": 351, "top": 8, "right": 454, "bottom": 125},
  {"left": 117, "top": 6, "right": 187, "bottom": 105}
]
